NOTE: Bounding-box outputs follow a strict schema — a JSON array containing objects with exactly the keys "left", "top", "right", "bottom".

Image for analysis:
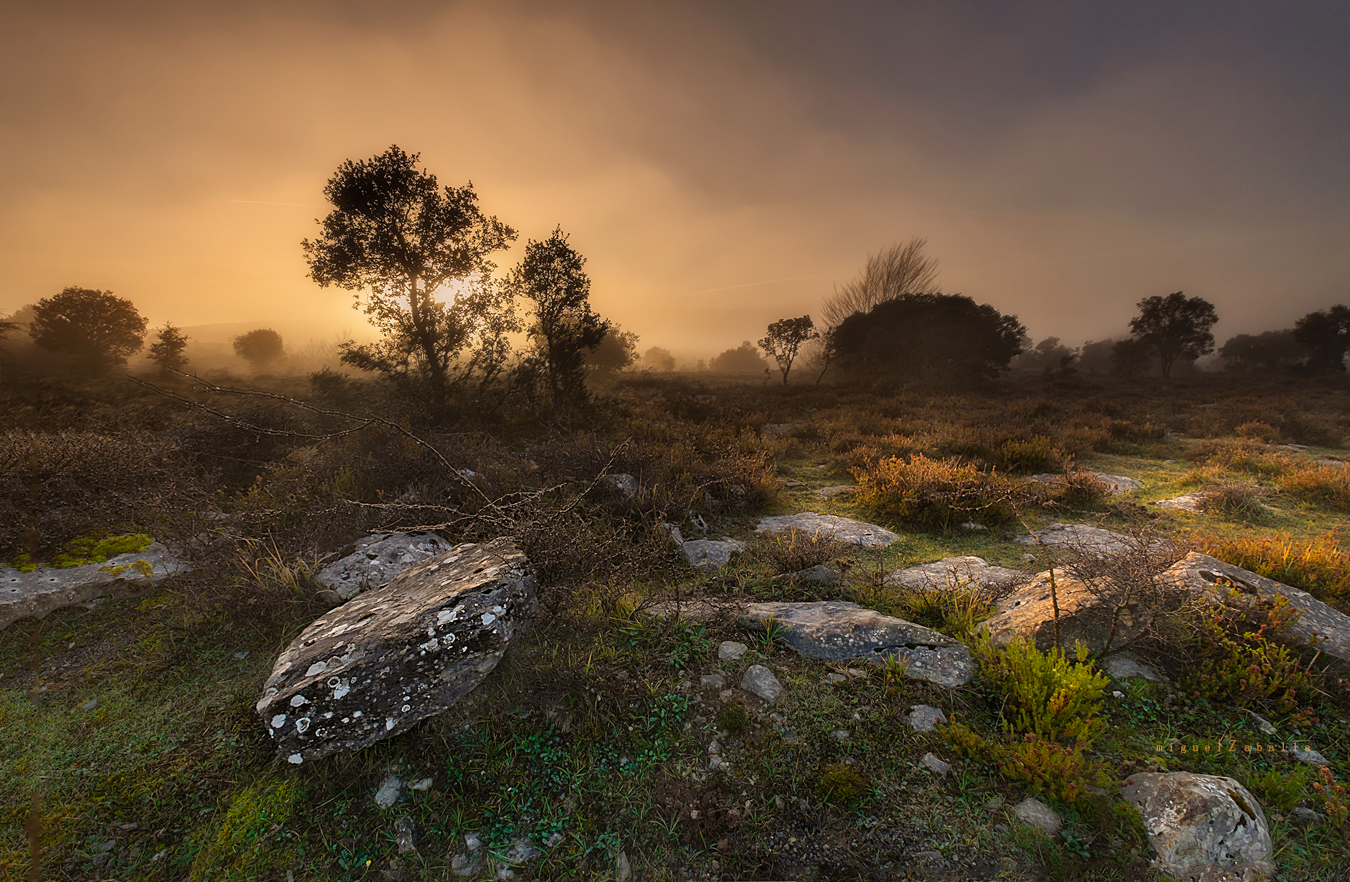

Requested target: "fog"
[{"left": 3, "top": 0, "right": 1348, "bottom": 361}]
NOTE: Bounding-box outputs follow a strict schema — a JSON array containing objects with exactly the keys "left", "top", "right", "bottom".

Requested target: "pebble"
[
  {"left": 81, "top": 699, "right": 99, "bottom": 711},
  {"left": 920, "top": 753, "right": 950, "bottom": 776},
  {"left": 718, "top": 641, "right": 748, "bottom": 660},
  {"left": 375, "top": 775, "right": 403, "bottom": 809},
  {"left": 700, "top": 673, "right": 725, "bottom": 689}
]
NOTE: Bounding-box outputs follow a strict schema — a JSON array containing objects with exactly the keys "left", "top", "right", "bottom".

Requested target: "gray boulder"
[
  {"left": 256, "top": 538, "right": 537, "bottom": 763},
  {"left": 755, "top": 513, "right": 899, "bottom": 549},
  {"left": 741, "top": 600, "right": 975, "bottom": 687},
  {"left": 1162, "top": 553, "right": 1350, "bottom": 665},
  {"left": 1029, "top": 472, "right": 1142, "bottom": 493},
  {"left": 1102, "top": 653, "right": 1163, "bottom": 682},
  {"left": 1122, "top": 772, "right": 1274, "bottom": 881},
  {"left": 681, "top": 537, "right": 747, "bottom": 570},
  {"left": 976, "top": 569, "right": 1150, "bottom": 654},
  {"left": 1014, "top": 797, "right": 1063, "bottom": 835},
  {"left": 1016, "top": 522, "right": 1136, "bottom": 556},
  {"left": 1, "top": 541, "right": 190, "bottom": 631},
  {"left": 316, "top": 533, "right": 457, "bottom": 600},
  {"left": 886, "top": 556, "right": 1025, "bottom": 593},
  {"left": 1155, "top": 493, "right": 1208, "bottom": 513}
]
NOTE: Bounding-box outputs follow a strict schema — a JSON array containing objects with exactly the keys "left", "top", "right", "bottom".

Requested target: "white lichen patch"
[
  {"left": 386, "top": 717, "right": 398, "bottom": 731},
  {"left": 305, "top": 661, "right": 328, "bottom": 677},
  {"left": 331, "top": 680, "right": 350, "bottom": 700},
  {"left": 271, "top": 714, "right": 287, "bottom": 729},
  {"left": 296, "top": 718, "right": 311, "bottom": 734},
  {"left": 418, "top": 638, "right": 440, "bottom": 653},
  {"left": 288, "top": 754, "right": 303, "bottom": 764},
  {"left": 290, "top": 694, "right": 309, "bottom": 707},
  {"left": 480, "top": 612, "right": 497, "bottom": 626}
]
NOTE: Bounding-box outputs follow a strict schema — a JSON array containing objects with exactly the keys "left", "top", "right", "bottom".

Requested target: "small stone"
[
  {"left": 1112, "top": 690, "right": 1124, "bottom": 699},
  {"left": 1102, "top": 654, "right": 1163, "bottom": 682},
  {"left": 709, "top": 756, "right": 724, "bottom": 771},
  {"left": 984, "top": 796, "right": 1004, "bottom": 810},
  {"left": 411, "top": 777, "right": 433, "bottom": 791},
  {"left": 1244, "top": 709, "right": 1277, "bottom": 736},
  {"left": 464, "top": 832, "right": 482, "bottom": 852},
  {"left": 920, "top": 753, "right": 950, "bottom": 776},
  {"left": 450, "top": 853, "right": 479, "bottom": 877},
  {"left": 81, "top": 699, "right": 99, "bottom": 711},
  {"left": 824, "top": 673, "right": 846, "bottom": 684},
  {"left": 906, "top": 705, "right": 947, "bottom": 732},
  {"left": 914, "top": 849, "right": 946, "bottom": 867},
  {"left": 616, "top": 850, "right": 632, "bottom": 882},
  {"left": 495, "top": 868, "right": 514, "bottom": 881},
  {"left": 960, "top": 521, "right": 989, "bottom": 532},
  {"left": 775, "top": 795, "right": 786, "bottom": 809},
  {"left": 545, "top": 831, "right": 564, "bottom": 848},
  {"left": 375, "top": 775, "right": 403, "bottom": 809},
  {"left": 741, "top": 665, "right": 783, "bottom": 703},
  {"left": 700, "top": 674, "right": 725, "bottom": 689},
  {"left": 395, "top": 816, "right": 417, "bottom": 854},
  {"left": 708, "top": 740, "right": 722, "bottom": 755},
  {"left": 1292, "top": 746, "right": 1329, "bottom": 766},
  {"left": 1014, "top": 797, "right": 1062, "bottom": 835},
  {"left": 1020, "top": 553, "right": 1036, "bottom": 563},
  {"left": 95, "top": 839, "right": 116, "bottom": 853},
  {"left": 718, "top": 689, "right": 734, "bottom": 702},
  {"left": 832, "top": 729, "right": 850, "bottom": 740},
  {"left": 506, "top": 838, "right": 540, "bottom": 863},
  {"left": 719, "top": 641, "right": 748, "bottom": 660},
  {"left": 1291, "top": 807, "right": 1322, "bottom": 827},
  {"left": 233, "top": 651, "right": 249, "bottom": 659}
]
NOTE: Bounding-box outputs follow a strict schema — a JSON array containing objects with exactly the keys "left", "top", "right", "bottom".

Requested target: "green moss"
[
  {"left": 816, "top": 763, "right": 870, "bottom": 805},
  {"left": 3, "top": 533, "right": 153, "bottom": 572},
  {"left": 189, "top": 776, "right": 303, "bottom": 881}
]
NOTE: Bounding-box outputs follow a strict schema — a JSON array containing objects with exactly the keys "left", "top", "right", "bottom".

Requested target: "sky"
[{"left": 3, "top": 0, "right": 1349, "bottom": 359}]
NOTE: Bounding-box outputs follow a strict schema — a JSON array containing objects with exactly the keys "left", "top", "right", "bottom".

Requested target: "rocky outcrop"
[
  {"left": 755, "top": 513, "right": 899, "bottom": 549},
  {"left": 741, "top": 600, "right": 975, "bottom": 687},
  {"left": 1155, "top": 493, "right": 1208, "bottom": 513},
  {"left": 1016, "top": 522, "right": 1136, "bottom": 556},
  {"left": 1122, "top": 772, "right": 1274, "bottom": 881},
  {"left": 680, "top": 537, "right": 747, "bottom": 570},
  {"left": 1, "top": 542, "right": 190, "bottom": 631},
  {"left": 1162, "top": 553, "right": 1350, "bottom": 665},
  {"left": 886, "top": 556, "right": 1025, "bottom": 593},
  {"left": 976, "top": 569, "right": 1150, "bottom": 654},
  {"left": 316, "top": 533, "right": 457, "bottom": 600},
  {"left": 256, "top": 538, "right": 537, "bottom": 763},
  {"left": 1029, "top": 472, "right": 1142, "bottom": 493}
]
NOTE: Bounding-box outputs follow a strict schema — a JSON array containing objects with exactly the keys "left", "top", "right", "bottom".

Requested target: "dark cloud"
[{"left": 2, "top": 1, "right": 1348, "bottom": 353}]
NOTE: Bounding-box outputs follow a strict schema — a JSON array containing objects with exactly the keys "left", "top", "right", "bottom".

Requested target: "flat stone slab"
[
  {"left": 906, "top": 704, "right": 947, "bottom": 732},
  {"left": 257, "top": 538, "right": 537, "bottom": 763},
  {"left": 1028, "top": 472, "right": 1142, "bottom": 493},
  {"left": 741, "top": 600, "right": 974, "bottom": 686},
  {"left": 1102, "top": 653, "right": 1163, "bottom": 682},
  {"left": 317, "top": 533, "right": 457, "bottom": 600},
  {"left": 1154, "top": 493, "right": 1208, "bottom": 513},
  {"left": 1163, "top": 552, "right": 1350, "bottom": 666},
  {"left": 886, "top": 556, "right": 1025, "bottom": 592},
  {"left": 755, "top": 513, "right": 898, "bottom": 549},
  {"left": 1, "top": 542, "right": 190, "bottom": 631},
  {"left": 680, "top": 538, "right": 747, "bottom": 570},
  {"left": 977, "top": 569, "right": 1150, "bottom": 655},
  {"left": 814, "top": 485, "right": 857, "bottom": 499},
  {"left": 1015, "top": 522, "right": 1136, "bottom": 556}
]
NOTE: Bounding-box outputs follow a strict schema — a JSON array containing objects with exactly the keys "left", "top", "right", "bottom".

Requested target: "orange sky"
[{"left": 4, "top": 1, "right": 1349, "bottom": 359}]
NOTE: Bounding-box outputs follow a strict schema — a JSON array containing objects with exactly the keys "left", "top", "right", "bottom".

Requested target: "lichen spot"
[
  {"left": 290, "top": 694, "right": 309, "bottom": 707},
  {"left": 480, "top": 612, "right": 497, "bottom": 626},
  {"left": 492, "top": 605, "right": 505, "bottom": 614},
  {"left": 288, "top": 754, "right": 304, "bottom": 764},
  {"left": 436, "top": 609, "right": 456, "bottom": 625},
  {"left": 270, "top": 714, "right": 287, "bottom": 729},
  {"left": 402, "top": 704, "right": 411, "bottom": 713},
  {"left": 296, "top": 718, "right": 311, "bottom": 734},
  {"left": 386, "top": 717, "right": 398, "bottom": 731},
  {"left": 419, "top": 638, "right": 440, "bottom": 653},
  {"left": 323, "top": 711, "right": 334, "bottom": 719},
  {"left": 352, "top": 710, "right": 363, "bottom": 718},
  {"left": 305, "top": 661, "right": 328, "bottom": 677},
  {"left": 331, "top": 680, "right": 350, "bottom": 700}
]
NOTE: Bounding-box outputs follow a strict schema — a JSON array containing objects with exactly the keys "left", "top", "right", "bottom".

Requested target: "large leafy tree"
[
  {"left": 758, "top": 315, "right": 819, "bottom": 385},
  {"left": 1293, "top": 305, "right": 1350, "bottom": 374},
  {"left": 233, "top": 328, "right": 285, "bottom": 371},
  {"left": 1126, "top": 291, "right": 1218, "bottom": 379},
  {"left": 584, "top": 324, "right": 640, "bottom": 376},
  {"left": 302, "top": 146, "right": 517, "bottom": 414},
  {"left": 1219, "top": 329, "right": 1305, "bottom": 373},
  {"left": 29, "top": 287, "right": 147, "bottom": 372},
  {"left": 507, "top": 228, "right": 608, "bottom": 407},
  {"left": 832, "top": 293, "right": 1026, "bottom": 386}
]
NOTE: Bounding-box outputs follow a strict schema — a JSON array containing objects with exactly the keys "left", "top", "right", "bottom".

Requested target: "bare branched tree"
[{"left": 821, "top": 237, "right": 941, "bottom": 329}]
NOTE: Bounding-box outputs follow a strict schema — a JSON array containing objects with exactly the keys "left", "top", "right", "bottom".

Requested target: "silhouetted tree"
[
  {"left": 1011, "top": 337, "right": 1078, "bottom": 375},
  {"left": 758, "top": 315, "right": 819, "bottom": 385},
  {"left": 1077, "top": 339, "right": 1117, "bottom": 374},
  {"left": 1111, "top": 337, "right": 1154, "bottom": 376},
  {"left": 29, "top": 287, "right": 147, "bottom": 372},
  {"left": 147, "top": 323, "right": 190, "bottom": 375},
  {"left": 303, "top": 145, "right": 518, "bottom": 414},
  {"left": 585, "top": 324, "right": 639, "bottom": 376},
  {"left": 709, "top": 341, "right": 770, "bottom": 374},
  {"left": 832, "top": 293, "right": 1027, "bottom": 386},
  {"left": 822, "top": 238, "right": 940, "bottom": 328},
  {"left": 1293, "top": 305, "right": 1350, "bottom": 374},
  {"left": 508, "top": 228, "right": 608, "bottom": 407},
  {"left": 1219, "top": 329, "right": 1305, "bottom": 373},
  {"left": 233, "top": 328, "right": 284, "bottom": 371},
  {"left": 642, "top": 346, "right": 676, "bottom": 372},
  {"left": 1126, "top": 291, "right": 1218, "bottom": 379}
]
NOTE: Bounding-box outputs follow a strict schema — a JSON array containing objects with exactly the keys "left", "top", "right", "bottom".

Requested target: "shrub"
[
  {"left": 885, "top": 582, "right": 998, "bottom": 640},
  {"left": 1245, "top": 765, "right": 1313, "bottom": 812},
  {"left": 1276, "top": 463, "right": 1350, "bottom": 510},
  {"left": 994, "top": 436, "right": 1065, "bottom": 473},
  {"left": 1200, "top": 532, "right": 1350, "bottom": 612},
  {"left": 816, "top": 763, "right": 870, "bottom": 805},
  {"left": 755, "top": 528, "right": 849, "bottom": 575},
  {"left": 1314, "top": 766, "right": 1350, "bottom": 830},
  {"left": 717, "top": 703, "right": 750, "bottom": 735},
  {"left": 1200, "top": 481, "right": 1271, "bottom": 521},
  {"left": 1179, "top": 586, "right": 1310, "bottom": 716},
  {"left": 974, "top": 638, "right": 1109, "bottom": 746},
  {"left": 852, "top": 453, "right": 1019, "bottom": 531},
  {"left": 1235, "top": 421, "right": 1281, "bottom": 443},
  {"left": 998, "top": 734, "right": 1112, "bottom": 805}
]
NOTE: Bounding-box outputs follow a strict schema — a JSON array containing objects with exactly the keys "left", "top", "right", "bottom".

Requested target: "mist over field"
[{"left": 3, "top": 1, "right": 1349, "bottom": 361}]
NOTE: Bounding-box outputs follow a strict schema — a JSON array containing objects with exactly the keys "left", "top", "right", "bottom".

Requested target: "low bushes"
[
  {"left": 1200, "top": 532, "right": 1350, "bottom": 612},
  {"left": 852, "top": 453, "right": 1020, "bottom": 530}
]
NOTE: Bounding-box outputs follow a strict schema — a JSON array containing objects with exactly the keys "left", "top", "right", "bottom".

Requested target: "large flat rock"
[
  {"left": 1163, "top": 552, "right": 1350, "bottom": 665},
  {"left": 256, "top": 538, "right": 537, "bottom": 763},
  {"left": 886, "top": 556, "right": 1025, "bottom": 592},
  {"left": 1, "top": 542, "right": 190, "bottom": 631},
  {"left": 742, "top": 600, "right": 974, "bottom": 686},
  {"left": 316, "top": 532, "right": 457, "bottom": 600},
  {"left": 755, "top": 513, "right": 899, "bottom": 549},
  {"left": 976, "top": 569, "right": 1149, "bottom": 654},
  {"left": 1029, "top": 472, "right": 1142, "bottom": 493},
  {"left": 1016, "top": 522, "right": 1136, "bottom": 556},
  {"left": 1122, "top": 772, "right": 1273, "bottom": 880}
]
